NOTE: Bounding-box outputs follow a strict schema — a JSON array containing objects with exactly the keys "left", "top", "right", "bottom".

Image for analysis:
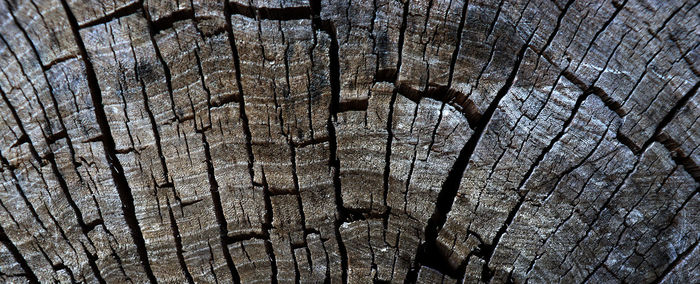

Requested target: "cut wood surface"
[{"left": 0, "top": 0, "right": 698, "bottom": 283}]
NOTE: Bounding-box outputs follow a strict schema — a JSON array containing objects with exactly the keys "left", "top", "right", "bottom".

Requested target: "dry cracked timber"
[{"left": 0, "top": 0, "right": 697, "bottom": 283}]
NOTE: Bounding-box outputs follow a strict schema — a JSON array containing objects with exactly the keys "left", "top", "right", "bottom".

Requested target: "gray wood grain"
[{"left": 0, "top": 0, "right": 697, "bottom": 282}]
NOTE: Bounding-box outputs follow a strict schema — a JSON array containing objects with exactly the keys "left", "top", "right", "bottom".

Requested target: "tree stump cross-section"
[{"left": 0, "top": 0, "right": 698, "bottom": 283}]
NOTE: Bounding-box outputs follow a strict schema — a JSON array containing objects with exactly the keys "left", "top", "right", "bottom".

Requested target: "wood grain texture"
[{"left": 0, "top": 0, "right": 697, "bottom": 283}]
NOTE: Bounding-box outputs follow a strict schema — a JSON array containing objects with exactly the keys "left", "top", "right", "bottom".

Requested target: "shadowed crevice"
[
  {"left": 0, "top": 225, "right": 39, "bottom": 284},
  {"left": 59, "top": 1, "right": 158, "bottom": 282},
  {"left": 410, "top": 27, "right": 535, "bottom": 280}
]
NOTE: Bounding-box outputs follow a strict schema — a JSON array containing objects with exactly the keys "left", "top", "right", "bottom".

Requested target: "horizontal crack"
[
  {"left": 78, "top": 2, "right": 141, "bottom": 29},
  {"left": 396, "top": 83, "right": 482, "bottom": 129},
  {"left": 230, "top": 3, "right": 312, "bottom": 21}
]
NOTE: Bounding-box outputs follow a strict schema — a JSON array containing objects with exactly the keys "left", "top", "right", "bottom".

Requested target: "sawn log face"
[{"left": 0, "top": 0, "right": 697, "bottom": 283}]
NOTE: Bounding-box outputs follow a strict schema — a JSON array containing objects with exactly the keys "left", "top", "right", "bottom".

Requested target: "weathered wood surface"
[{"left": 0, "top": 0, "right": 697, "bottom": 282}]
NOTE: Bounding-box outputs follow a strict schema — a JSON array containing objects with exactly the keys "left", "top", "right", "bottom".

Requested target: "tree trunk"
[{"left": 0, "top": 0, "right": 697, "bottom": 282}]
